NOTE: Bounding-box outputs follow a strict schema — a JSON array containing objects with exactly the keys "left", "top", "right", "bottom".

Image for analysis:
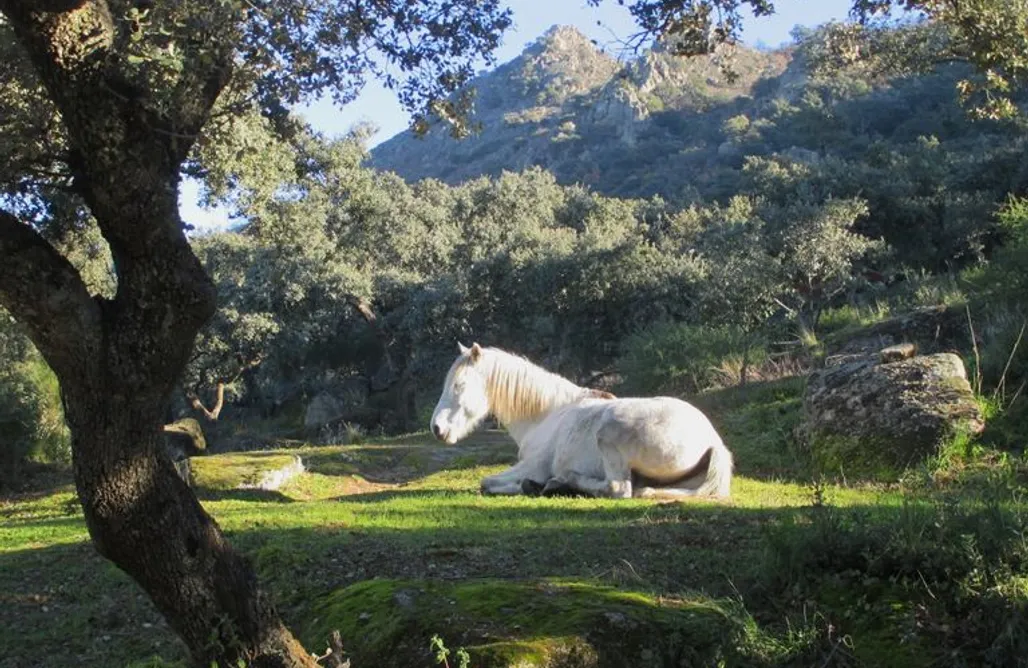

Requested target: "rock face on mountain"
[
  {"left": 796, "top": 349, "right": 984, "bottom": 478},
  {"left": 370, "top": 25, "right": 792, "bottom": 193}
]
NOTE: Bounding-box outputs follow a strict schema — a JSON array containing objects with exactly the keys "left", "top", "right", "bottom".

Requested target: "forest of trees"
[
  {"left": 5, "top": 1, "right": 1028, "bottom": 516},
  {"left": 2, "top": 0, "right": 1028, "bottom": 665},
  {"left": 22, "top": 19, "right": 1024, "bottom": 437}
]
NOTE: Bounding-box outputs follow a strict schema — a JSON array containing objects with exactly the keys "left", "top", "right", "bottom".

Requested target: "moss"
[
  {"left": 188, "top": 453, "right": 299, "bottom": 490},
  {"left": 807, "top": 416, "right": 988, "bottom": 482},
  {"left": 807, "top": 432, "right": 908, "bottom": 481},
  {"left": 302, "top": 578, "right": 819, "bottom": 668},
  {"left": 399, "top": 450, "right": 433, "bottom": 471}
]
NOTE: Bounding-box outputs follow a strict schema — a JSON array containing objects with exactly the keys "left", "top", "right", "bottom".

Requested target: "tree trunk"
[
  {"left": 65, "top": 386, "right": 314, "bottom": 667},
  {"left": 0, "top": 2, "right": 320, "bottom": 663}
]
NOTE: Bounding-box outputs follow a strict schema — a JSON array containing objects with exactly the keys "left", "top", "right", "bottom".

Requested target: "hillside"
[{"left": 370, "top": 25, "right": 794, "bottom": 198}]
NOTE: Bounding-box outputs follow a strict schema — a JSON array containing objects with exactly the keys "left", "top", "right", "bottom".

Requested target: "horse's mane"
[{"left": 478, "top": 347, "right": 587, "bottom": 424}]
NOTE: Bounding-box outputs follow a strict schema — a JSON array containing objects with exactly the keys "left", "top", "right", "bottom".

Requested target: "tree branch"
[
  {"left": 0, "top": 0, "right": 116, "bottom": 110},
  {"left": 187, "top": 353, "right": 264, "bottom": 421},
  {"left": 346, "top": 294, "right": 379, "bottom": 327},
  {"left": 0, "top": 208, "right": 102, "bottom": 377},
  {"left": 189, "top": 382, "right": 226, "bottom": 421}
]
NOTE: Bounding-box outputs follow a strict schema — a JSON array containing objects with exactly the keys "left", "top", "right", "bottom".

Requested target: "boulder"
[
  {"left": 304, "top": 391, "right": 345, "bottom": 431},
  {"left": 163, "top": 418, "right": 207, "bottom": 460},
  {"left": 827, "top": 305, "right": 970, "bottom": 358},
  {"left": 796, "top": 351, "right": 984, "bottom": 477},
  {"left": 238, "top": 455, "right": 305, "bottom": 492}
]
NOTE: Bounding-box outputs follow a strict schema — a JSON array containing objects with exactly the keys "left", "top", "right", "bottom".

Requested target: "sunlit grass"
[{"left": 1, "top": 376, "right": 1025, "bottom": 667}]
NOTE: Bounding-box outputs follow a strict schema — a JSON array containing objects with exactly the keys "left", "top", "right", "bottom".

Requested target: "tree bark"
[
  {"left": 64, "top": 387, "right": 313, "bottom": 668},
  {"left": 0, "top": 1, "right": 317, "bottom": 665}
]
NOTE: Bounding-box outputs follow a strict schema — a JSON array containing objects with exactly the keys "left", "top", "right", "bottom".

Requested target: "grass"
[{"left": 1, "top": 378, "right": 1026, "bottom": 667}]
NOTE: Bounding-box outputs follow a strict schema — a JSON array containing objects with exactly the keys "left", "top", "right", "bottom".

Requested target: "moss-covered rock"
[
  {"left": 162, "top": 418, "right": 206, "bottom": 459},
  {"left": 825, "top": 305, "right": 970, "bottom": 357},
  {"left": 302, "top": 578, "right": 814, "bottom": 668},
  {"left": 189, "top": 452, "right": 303, "bottom": 491},
  {"left": 796, "top": 352, "right": 984, "bottom": 478}
]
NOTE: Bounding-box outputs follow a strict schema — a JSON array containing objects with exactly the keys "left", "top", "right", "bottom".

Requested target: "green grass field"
[{"left": 2, "top": 378, "right": 1026, "bottom": 667}]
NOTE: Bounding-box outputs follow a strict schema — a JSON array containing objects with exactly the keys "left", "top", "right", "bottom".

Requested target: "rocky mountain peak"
[
  {"left": 513, "top": 24, "right": 619, "bottom": 105},
  {"left": 370, "top": 24, "right": 793, "bottom": 192},
  {"left": 536, "top": 24, "right": 597, "bottom": 51}
]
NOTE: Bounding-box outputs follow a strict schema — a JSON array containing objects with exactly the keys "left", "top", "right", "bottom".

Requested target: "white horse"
[{"left": 430, "top": 343, "right": 733, "bottom": 499}]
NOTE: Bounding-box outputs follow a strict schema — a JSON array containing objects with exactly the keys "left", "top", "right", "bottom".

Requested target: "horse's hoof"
[{"left": 521, "top": 479, "right": 544, "bottom": 496}]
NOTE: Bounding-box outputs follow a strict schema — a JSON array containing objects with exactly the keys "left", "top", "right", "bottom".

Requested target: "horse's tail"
[{"left": 696, "top": 440, "right": 733, "bottom": 498}]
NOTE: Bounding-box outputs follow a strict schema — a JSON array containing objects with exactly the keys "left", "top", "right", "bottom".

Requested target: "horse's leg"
[
  {"left": 542, "top": 473, "right": 629, "bottom": 498},
  {"left": 480, "top": 453, "right": 550, "bottom": 496},
  {"left": 480, "top": 463, "right": 527, "bottom": 495},
  {"left": 481, "top": 479, "right": 529, "bottom": 495},
  {"left": 520, "top": 478, "right": 545, "bottom": 496},
  {"left": 539, "top": 477, "right": 592, "bottom": 498},
  {"left": 544, "top": 439, "right": 633, "bottom": 499}
]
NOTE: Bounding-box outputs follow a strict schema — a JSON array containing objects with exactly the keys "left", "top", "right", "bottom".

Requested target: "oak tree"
[{"left": 0, "top": 2, "right": 510, "bottom": 665}]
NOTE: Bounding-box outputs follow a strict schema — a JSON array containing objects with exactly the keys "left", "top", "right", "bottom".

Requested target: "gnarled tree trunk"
[
  {"left": 0, "top": 1, "right": 316, "bottom": 665},
  {"left": 65, "top": 387, "right": 312, "bottom": 667}
]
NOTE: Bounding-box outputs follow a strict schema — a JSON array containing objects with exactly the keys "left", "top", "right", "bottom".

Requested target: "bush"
[
  {"left": 617, "top": 322, "right": 766, "bottom": 396},
  {"left": 763, "top": 484, "right": 1028, "bottom": 666},
  {"left": 979, "top": 196, "right": 1028, "bottom": 306},
  {"left": 0, "top": 354, "right": 71, "bottom": 483}
]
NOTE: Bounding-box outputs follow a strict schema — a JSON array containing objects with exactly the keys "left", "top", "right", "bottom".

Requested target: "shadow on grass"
[
  {"left": 2, "top": 488, "right": 1025, "bottom": 668},
  {"left": 195, "top": 487, "right": 295, "bottom": 503},
  {"left": 0, "top": 461, "right": 73, "bottom": 499}
]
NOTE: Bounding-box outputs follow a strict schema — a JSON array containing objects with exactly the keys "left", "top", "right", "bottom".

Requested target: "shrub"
[
  {"left": 979, "top": 196, "right": 1028, "bottom": 306},
  {"left": 617, "top": 322, "right": 766, "bottom": 396},
  {"left": 763, "top": 484, "right": 1028, "bottom": 666},
  {"left": 0, "top": 353, "right": 71, "bottom": 483}
]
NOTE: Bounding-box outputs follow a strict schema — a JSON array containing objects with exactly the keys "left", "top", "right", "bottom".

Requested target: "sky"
[{"left": 180, "top": 0, "right": 857, "bottom": 231}]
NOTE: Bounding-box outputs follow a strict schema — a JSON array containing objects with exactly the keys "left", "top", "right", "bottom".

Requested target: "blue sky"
[{"left": 181, "top": 0, "right": 856, "bottom": 230}]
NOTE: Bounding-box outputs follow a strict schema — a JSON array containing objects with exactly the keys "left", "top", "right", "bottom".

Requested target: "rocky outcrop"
[
  {"left": 796, "top": 349, "right": 984, "bottom": 477},
  {"left": 238, "top": 455, "right": 306, "bottom": 491},
  {"left": 304, "top": 391, "right": 346, "bottom": 431},
  {"left": 827, "top": 305, "right": 970, "bottom": 358},
  {"left": 163, "top": 418, "right": 207, "bottom": 459},
  {"left": 370, "top": 25, "right": 788, "bottom": 189},
  {"left": 591, "top": 81, "right": 649, "bottom": 145}
]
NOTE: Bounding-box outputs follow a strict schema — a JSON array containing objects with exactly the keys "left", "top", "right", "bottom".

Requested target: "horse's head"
[{"left": 431, "top": 342, "right": 490, "bottom": 444}]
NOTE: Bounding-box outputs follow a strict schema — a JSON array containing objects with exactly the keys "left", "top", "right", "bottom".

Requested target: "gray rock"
[
  {"left": 238, "top": 455, "right": 305, "bottom": 491},
  {"left": 304, "top": 391, "right": 345, "bottom": 430},
  {"left": 828, "top": 305, "right": 969, "bottom": 358},
  {"left": 796, "top": 351, "right": 984, "bottom": 476},
  {"left": 880, "top": 342, "right": 917, "bottom": 363}
]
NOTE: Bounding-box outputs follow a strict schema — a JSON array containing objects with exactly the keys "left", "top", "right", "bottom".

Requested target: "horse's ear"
[
  {"left": 469, "top": 342, "right": 483, "bottom": 362},
  {"left": 458, "top": 342, "right": 470, "bottom": 356}
]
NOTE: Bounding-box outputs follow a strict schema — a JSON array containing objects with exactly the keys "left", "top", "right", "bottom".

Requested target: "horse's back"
[
  {"left": 587, "top": 396, "right": 723, "bottom": 476},
  {"left": 599, "top": 396, "right": 720, "bottom": 440}
]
